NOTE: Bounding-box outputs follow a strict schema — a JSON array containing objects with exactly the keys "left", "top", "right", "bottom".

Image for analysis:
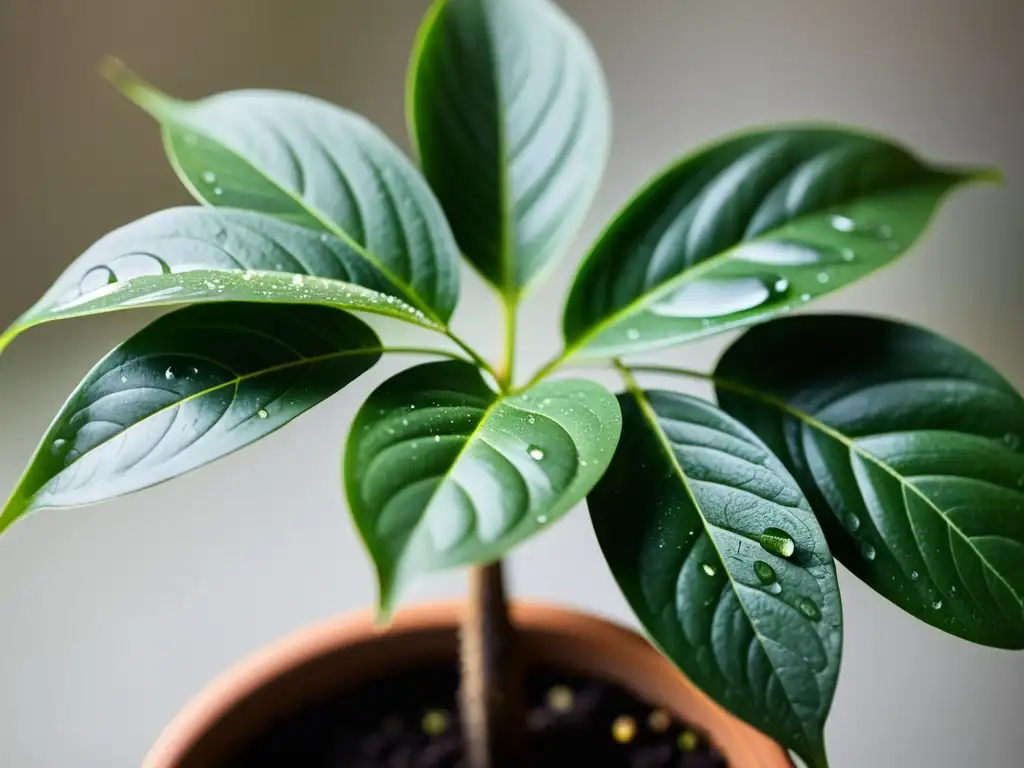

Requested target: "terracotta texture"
[{"left": 144, "top": 602, "right": 791, "bottom": 767}]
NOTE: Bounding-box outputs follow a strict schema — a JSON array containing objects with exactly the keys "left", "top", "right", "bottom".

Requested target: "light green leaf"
[
  {"left": 103, "top": 59, "right": 460, "bottom": 322},
  {"left": 1, "top": 304, "right": 383, "bottom": 535},
  {"left": 0, "top": 207, "right": 438, "bottom": 356},
  {"left": 563, "top": 126, "right": 994, "bottom": 358},
  {"left": 589, "top": 390, "right": 840, "bottom": 768},
  {"left": 716, "top": 315, "right": 1024, "bottom": 649},
  {"left": 345, "top": 360, "right": 621, "bottom": 615},
  {"left": 408, "top": 0, "right": 610, "bottom": 296}
]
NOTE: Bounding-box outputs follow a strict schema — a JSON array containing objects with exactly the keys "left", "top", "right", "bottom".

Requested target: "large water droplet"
[
  {"left": 830, "top": 215, "right": 856, "bottom": 232},
  {"left": 759, "top": 527, "right": 795, "bottom": 558},
  {"left": 845, "top": 513, "right": 861, "bottom": 532},
  {"left": 861, "top": 542, "right": 877, "bottom": 561},
  {"left": 164, "top": 366, "right": 176, "bottom": 380},
  {"left": 528, "top": 446, "right": 545, "bottom": 461},
  {"left": 649, "top": 276, "right": 784, "bottom": 319},
  {"left": 257, "top": 408, "right": 269, "bottom": 420},
  {"left": 79, "top": 265, "right": 117, "bottom": 294},
  {"left": 754, "top": 560, "right": 777, "bottom": 586},
  {"left": 731, "top": 241, "right": 821, "bottom": 266},
  {"left": 797, "top": 597, "right": 822, "bottom": 622},
  {"left": 701, "top": 563, "right": 717, "bottom": 577},
  {"left": 51, "top": 438, "right": 68, "bottom": 456}
]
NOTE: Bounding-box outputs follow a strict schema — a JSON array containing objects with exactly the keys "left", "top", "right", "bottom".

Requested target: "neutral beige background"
[{"left": 1, "top": 1, "right": 1022, "bottom": 766}]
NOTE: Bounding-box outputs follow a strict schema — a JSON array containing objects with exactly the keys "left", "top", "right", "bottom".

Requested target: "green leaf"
[
  {"left": 345, "top": 360, "right": 621, "bottom": 615},
  {"left": 0, "top": 207, "right": 438, "bottom": 356},
  {"left": 408, "top": 0, "right": 610, "bottom": 296},
  {"left": 589, "top": 390, "right": 840, "bottom": 768},
  {"left": 103, "top": 59, "right": 460, "bottom": 322},
  {"left": 715, "top": 315, "right": 1024, "bottom": 649},
  {"left": 563, "top": 126, "right": 995, "bottom": 358},
  {"left": 0, "top": 303, "right": 382, "bottom": 534}
]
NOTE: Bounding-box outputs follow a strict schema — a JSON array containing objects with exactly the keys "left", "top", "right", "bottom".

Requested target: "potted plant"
[{"left": 1, "top": 0, "right": 1020, "bottom": 765}]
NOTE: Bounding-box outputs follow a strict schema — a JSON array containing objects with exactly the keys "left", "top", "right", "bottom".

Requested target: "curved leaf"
[
  {"left": 103, "top": 59, "right": 460, "bottom": 322},
  {"left": 0, "top": 303, "right": 382, "bottom": 534},
  {"left": 589, "top": 389, "right": 840, "bottom": 768},
  {"left": 0, "top": 207, "right": 438, "bottom": 356},
  {"left": 563, "top": 126, "right": 993, "bottom": 358},
  {"left": 345, "top": 360, "right": 621, "bottom": 615},
  {"left": 408, "top": 0, "right": 610, "bottom": 295},
  {"left": 715, "top": 315, "right": 1024, "bottom": 649}
]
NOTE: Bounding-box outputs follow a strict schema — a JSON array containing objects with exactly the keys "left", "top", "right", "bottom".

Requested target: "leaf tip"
[
  {"left": 98, "top": 57, "right": 171, "bottom": 116},
  {"left": 971, "top": 166, "right": 1005, "bottom": 186}
]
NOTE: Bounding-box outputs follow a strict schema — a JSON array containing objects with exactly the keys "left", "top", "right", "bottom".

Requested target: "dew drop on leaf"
[
  {"left": 201, "top": 171, "right": 217, "bottom": 184},
  {"left": 51, "top": 438, "right": 68, "bottom": 457},
  {"left": 816, "top": 272, "right": 830, "bottom": 284},
  {"left": 861, "top": 542, "right": 877, "bottom": 561},
  {"left": 213, "top": 187, "right": 224, "bottom": 196},
  {"left": 759, "top": 527, "right": 795, "bottom": 558},
  {"left": 830, "top": 215, "right": 856, "bottom": 232},
  {"left": 797, "top": 597, "right": 822, "bottom": 622},
  {"left": 701, "top": 563, "right": 716, "bottom": 577},
  {"left": 164, "top": 366, "right": 176, "bottom": 380},
  {"left": 257, "top": 409, "right": 269, "bottom": 420},
  {"left": 841, "top": 248, "right": 856, "bottom": 262},
  {"left": 911, "top": 570, "right": 920, "bottom": 581},
  {"left": 528, "top": 446, "right": 545, "bottom": 461},
  {"left": 800, "top": 293, "right": 811, "bottom": 302},
  {"left": 1002, "top": 432, "right": 1021, "bottom": 451},
  {"left": 626, "top": 328, "right": 640, "bottom": 341},
  {"left": 932, "top": 600, "right": 943, "bottom": 610},
  {"left": 754, "top": 560, "right": 777, "bottom": 586}
]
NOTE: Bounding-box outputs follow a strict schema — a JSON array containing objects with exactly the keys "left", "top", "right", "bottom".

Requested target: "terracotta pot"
[{"left": 144, "top": 602, "right": 791, "bottom": 767}]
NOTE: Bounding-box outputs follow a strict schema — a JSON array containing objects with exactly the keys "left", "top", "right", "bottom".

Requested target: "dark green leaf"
[
  {"left": 563, "top": 127, "right": 994, "bottom": 358},
  {"left": 345, "top": 360, "right": 621, "bottom": 615},
  {"left": 589, "top": 389, "right": 840, "bottom": 768},
  {"left": 0, "top": 207, "right": 438, "bottom": 356},
  {"left": 715, "top": 315, "right": 1024, "bottom": 649},
  {"left": 0, "top": 304, "right": 382, "bottom": 534},
  {"left": 408, "top": 0, "right": 610, "bottom": 295},
  {"left": 104, "top": 59, "right": 460, "bottom": 322}
]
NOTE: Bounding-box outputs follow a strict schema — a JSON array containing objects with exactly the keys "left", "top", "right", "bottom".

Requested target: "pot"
[{"left": 144, "top": 602, "right": 790, "bottom": 767}]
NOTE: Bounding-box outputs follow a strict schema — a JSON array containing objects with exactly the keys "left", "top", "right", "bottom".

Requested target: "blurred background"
[{"left": 1, "top": 0, "right": 1022, "bottom": 765}]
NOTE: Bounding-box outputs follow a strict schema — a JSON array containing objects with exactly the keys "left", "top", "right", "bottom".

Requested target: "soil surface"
[{"left": 227, "top": 664, "right": 729, "bottom": 767}]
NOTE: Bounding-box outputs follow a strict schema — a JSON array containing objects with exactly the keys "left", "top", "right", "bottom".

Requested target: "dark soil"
[{"left": 227, "top": 664, "right": 728, "bottom": 768}]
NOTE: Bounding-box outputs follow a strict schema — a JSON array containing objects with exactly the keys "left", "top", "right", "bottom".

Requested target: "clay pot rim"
[{"left": 144, "top": 600, "right": 791, "bottom": 768}]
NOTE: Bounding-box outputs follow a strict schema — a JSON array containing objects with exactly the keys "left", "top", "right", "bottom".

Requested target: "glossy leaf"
[
  {"left": 589, "top": 389, "right": 840, "bottom": 768},
  {"left": 104, "top": 59, "right": 460, "bottom": 322},
  {"left": 563, "top": 127, "right": 993, "bottom": 358},
  {"left": 0, "top": 207, "right": 438, "bottom": 356},
  {"left": 408, "top": 0, "right": 610, "bottom": 295},
  {"left": 716, "top": 315, "right": 1024, "bottom": 649},
  {"left": 0, "top": 303, "right": 382, "bottom": 534},
  {"left": 345, "top": 360, "right": 621, "bottom": 615}
]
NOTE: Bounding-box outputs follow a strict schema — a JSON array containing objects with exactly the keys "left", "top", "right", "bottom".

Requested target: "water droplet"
[
  {"left": 79, "top": 265, "right": 117, "bottom": 293},
  {"left": 625, "top": 328, "right": 640, "bottom": 341},
  {"left": 816, "top": 272, "right": 830, "bottom": 284},
  {"left": 257, "top": 408, "right": 269, "bottom": 419},
  {"left": 911, "top": 570, "right": 920, "bottom": 581},
  {"left": 800, "top": 293, "right": 811, "bottom": 302},
  {"left": 528, "top": 446, "right": 545, "bottom": 461},
  {"left": 650, "top": 275, "right": 784, "bottom": 319},
  {"left": 932, "top": 600, "right": 943, "bottom": 610},
  {"left": 701, "top": 563, "right": 717, "bottom": 577},
  {"left": 51, "top": 438, "right": 68, "bottom": 456},
  {"left": 291, "top": 274, "right": 304, "bottom": 286},
  {"left": 537, "top": 515, "right": 548, "bottom": 524},
  {"left": 120, "top": 375, "right": 128, "bottom": 384},
  {"left": 759, "top": 527, "right": 795, "bottom": 558},
  {"left": 754, "top": 560, "right": 777, "bottom": 586},
  {"left": 841, "top": 248, "right": 856, "bottom": 262},
  {"left": 731, "top": 241, "right": 821, "bottom": 266},
  {"left": 877, "top": 223, "right": 893, "bottom": 239},
  {"left": 201, "top": 170, "right": 217, "bottom": 184},
  {"left": 213, "top": 187, "right": 224, "bottom": 196},
  {"left": 845, "top": 513, "right": 861, "bottom": 532},
  {"left": 164, "top": 366, "right": 176, "bottom": 380},
  {"left": 830, "top": 215, "right": 856, "bottom": 232},
  {"left": 434, "top": 435, "right": 441, "bottom": 442},
  {"left": 797, "top": 597, "right": 822, "bottom": 622},
  {"left": 774, "top": 278, "right": 790, "bottom": 292},
  {"left": 1002, "top": 433, "right": 1021, "bottom": 451},
  {"left": 861, "top": 542, "right": 876, "bottom": 561}
]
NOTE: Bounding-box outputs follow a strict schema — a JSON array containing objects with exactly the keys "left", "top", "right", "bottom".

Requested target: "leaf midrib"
[
  {"left": 624, "top": 386, "right": 826, "bottom": 754},
  {"left": 717, "top": 377, "right": 1024, "bottom": 613}
]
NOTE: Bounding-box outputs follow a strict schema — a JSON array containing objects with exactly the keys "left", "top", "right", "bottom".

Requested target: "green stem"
[
  {"left": 498, "top": 297, "right": 518, "bottom": 391},
  {"left": 621, "top": 363, "right": 714, "bottom": 383}
]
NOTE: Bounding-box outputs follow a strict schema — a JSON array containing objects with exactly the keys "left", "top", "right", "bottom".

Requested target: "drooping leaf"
[
  {"left": 345, "top": 360, "right": 621, "bottom": 615},
  {"left": 589, "top": 389, "right": 840, "bottom": 768},
  {"left": 408, "top": 0, "right": 610, "bottom": 296},
  {"left": 563, "top": 127, "right": 994, "bottom": 358},
  {"left": 0, "top": 207, "right": 438, "bottom": 356},
  {"left": 715, "top": 315, "right": 1024, "bottom": 649},
  {"left": 103, "top": 59, "right": 460, "bottom": 322},
  {"left": 0, "top": 303, "right": 383, "bottom": 534}
]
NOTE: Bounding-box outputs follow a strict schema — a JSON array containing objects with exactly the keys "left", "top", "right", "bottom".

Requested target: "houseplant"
[{"left": 1, "top": 0, "right": 1021, "bottom": 765}]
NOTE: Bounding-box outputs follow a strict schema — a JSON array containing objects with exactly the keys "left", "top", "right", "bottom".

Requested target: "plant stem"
[
  {"left": 498, "top": 296, "right": 517, "bottom": 389},
  {"left": 460, "top": 561, "right": 527, "bottom": 768}
]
